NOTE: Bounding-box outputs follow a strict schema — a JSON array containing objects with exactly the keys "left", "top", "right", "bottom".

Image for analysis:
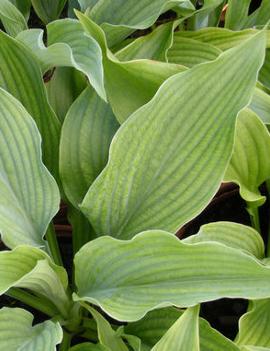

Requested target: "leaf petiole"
[
  {"left": 6, "top": 288, "right": 57, "bottom": 317},
  {"left": 45, "top": 223, "right": 63, "bottom": 266}
]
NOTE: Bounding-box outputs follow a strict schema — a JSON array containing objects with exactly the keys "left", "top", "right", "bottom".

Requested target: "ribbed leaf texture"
[
  {"left": 0, "top": 308, "right": 62, "bottom": 351},
  {"left": 0, "top": 88, "right": 60, "bottom": 248},
  {"left": 81, "top": 32, "right": 266, "bottom": 239},
  {"left": 74, "top": 231, "right": 270, "bottom": 321}
]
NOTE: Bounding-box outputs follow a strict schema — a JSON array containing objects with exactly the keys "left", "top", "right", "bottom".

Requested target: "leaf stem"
[
  {"left": 59, "top": 330, "right": 72, "bottom": 351},
  {"left": 6, "top": 288, "right": 57, "bottom": 317},
  {"left": 266, "top": 180, "right": 270, "bottom": 257},
  {"left": 247, "top": 205, "right": 261, "bottom": 233},
  {"left": 45, "top": 223, "right": 63, "bottom": 266}
]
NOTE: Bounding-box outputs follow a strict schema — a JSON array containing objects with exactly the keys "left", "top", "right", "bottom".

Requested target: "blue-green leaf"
[
  {"left": 31, "top": 0, "right": 67, "bottom": 24},
  {"left": 74, "top": 230, "right": 270, "bottom": 321},
  {"left": 0, "top": 308, "right": 62, "bottom": 351},
  {"left": 0, "top": 31, "right": 61, "bottom": 183},
  {"left": 81, "top": 32, "right": 266, "bottom": 239},
  {"left": 0, "top": 88, "right": 60, "bottom": 249}
]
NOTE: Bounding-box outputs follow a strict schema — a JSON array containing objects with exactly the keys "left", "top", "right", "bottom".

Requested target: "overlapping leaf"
[
  {"left": 9, "top": 0, "right": 31, "bottom": 19},
  {"left": 225, "top": 0, "right": 270, "bottom": 30},
  {"left": 74, "top": 230, "right": 270, "bottom": 321},
  {"left": 46, "top": 67, "right": 86, "bottom": 123},
  {"left": 78, "top": 13, "right": 186, "bottom": 123},
  {"left": 16, "top": 22, "right": 105, "bottom": 100},
  {"left": 250, "top": 87, "right": 270, "bottom": 124},
  {"left": 173, "top": 28, "right": 270, "bottom": 51},
  {"left": 87, "top": 0, "right": 194, "bottom": 46},
  {"left": 151, "top": 306, "right": 200, "bottom": 351},
  {"left": 70, "top": 343, "right": 108, "bottom": 351},
  {"left": 82, "top": 305, "right": 129, "bottom": 351},
  {"left": 0, "top": 246, "right": 70, "bottom": 317},
  {"left": 116, "top": 22, "right": 174, "bottom": 62},
  {"left": 0, "top": 31, "right": 61, "bottom": 182},
  {"left": 78, "top": 0, "right": 99, "bottom": 12},
  {"left": 167, "top": 36, "right": 221, "bottom": 67},
  {"left": 60, "top": 86, "right": 119, "bottom": 208},
  {"left": 125, "top": 307, "right": 240, "bottom": 351},
  {"left": 31, "top": 0, "right": 67, "bottom": 24},
  {"left": 260, "top": 50, "right": 270, "bottom": 90},
  {"left": 0, "top": 0, "right": 27, "bottom": 36},
  {"left": 0, "top": 308, "right": 62, "bottom": 351},
  {"left": 0, "top": 88, "right": 60, "bottom": 249},
  {"left": 237, "top": 299, "right": 270, "bottom": 348},
  {"left": 81, "top": 31, "right": 265, "bottom": 239},
  {"left": 184, "top": 221, "right": 265, "bottom": 258},
  {"left": 225, "top": 109, "right": 270, "bottom": 208},
  {"left": 242, "top": 347, "right": 270, "bottom": 351},
  {"left": 125, "top": 308, "right": 181, "bottom": 350}
]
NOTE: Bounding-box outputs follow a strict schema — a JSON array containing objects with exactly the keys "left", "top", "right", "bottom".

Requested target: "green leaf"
[
  {"left": 0, "top": 246, "right": 70, "bottom": 318},
  {"left": 225, "top": 109, "right": 270, "bottom": 208},
  {"left": 60, "top": 86, "right": 119, "bottom": 208},
  {"left": 167, "top": 36, "right": 221, "bottom": 67},
  {"left": 125, "top": 307, "right": 239, "bottom": 351},
  {"left": 0, "top": 307, "right": 62, "bottom": 351},
  {"left": 237, "top": 299, "right": 270, "bottom": 348},
  {"left": 68, "top": 0, "right": 80, "bottom": 18},
  {"left": 104, "top": 59, "right": 185, "bottom": 123},
  {"left": 45, "top": 67, "right": 87, "bottom": 123},
  {"left": 0, "top": 0, "right": 27, "bottom": 36},
  {"left": 0, "top": 88, "right": 60, "bottom": 249},
  {"left": 250, "top": 87, "right": 270, "bottom": 124},
  {"left": 67, "top": 206, "right": 97, "bottom": 254},
  {"left": 74, "top": 230, "right": 270, "bottom": 322},
  {"left": 77, "top": 13, "right": 186, "bottom": 123},
  {"left": 31, "top": 0, "right": 67, "bottom": 24},
  {"left": 183, "top": 0, "right": 225, "bottom": 30},
  {"left": 242, "top": 348, "right": 270, "bottom": 351},
  {"left": 88, "top": 0, "right": 194, "bottom": 46},
  {"left": 184, "top": 222, "right": 265, "bottom": 259},
  {"left": 173, "top": 28, "right": 270, "bottom": 51},
  {"left": 259, "top": 49, "right": 270, "bottom": 90},
  {"left": 81, "top": 31, "right": 266, "bottom": 240},
  {"left": 8, "top": 0, "right": 31, "bottom": 19},
  {"left": 17, "top": 20, "right": 106, "bottom": 101},
  {"left": 116, "top": 22, "right": 174, "bottom": 62},
  {"left": 225, "top": 0, "right": 270, "bottom": 30},
  {"left": 199, "top": 318, "right": 240, "bottom": 351},
  {"left": 116, "top": 328, "right": 142, "bottom": 351},
  {"left": 151, "top": 305, "right": 200, "bottom": 351},
  {"left": 69, "top": 343, "right": 109, "bottom": 351},
  {"left": 78, "top": 0, "right": 99, "bottom": 12},
  {"left": 47, "top": 19, "right": 106, "bottom": 101},
  {"left": 0, "top": 31, "right": 61, "bottom": 183},
  {"left": 81, "top": 305, "right": 129, "bottom": 351},
  {"left": 125, "top": 308, "right": 181, "bottom": 350}
]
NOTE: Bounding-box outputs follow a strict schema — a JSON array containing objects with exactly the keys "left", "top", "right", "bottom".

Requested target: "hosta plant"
[{"left": 0, "top": 0, "right": 270, "bottom": 350}]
